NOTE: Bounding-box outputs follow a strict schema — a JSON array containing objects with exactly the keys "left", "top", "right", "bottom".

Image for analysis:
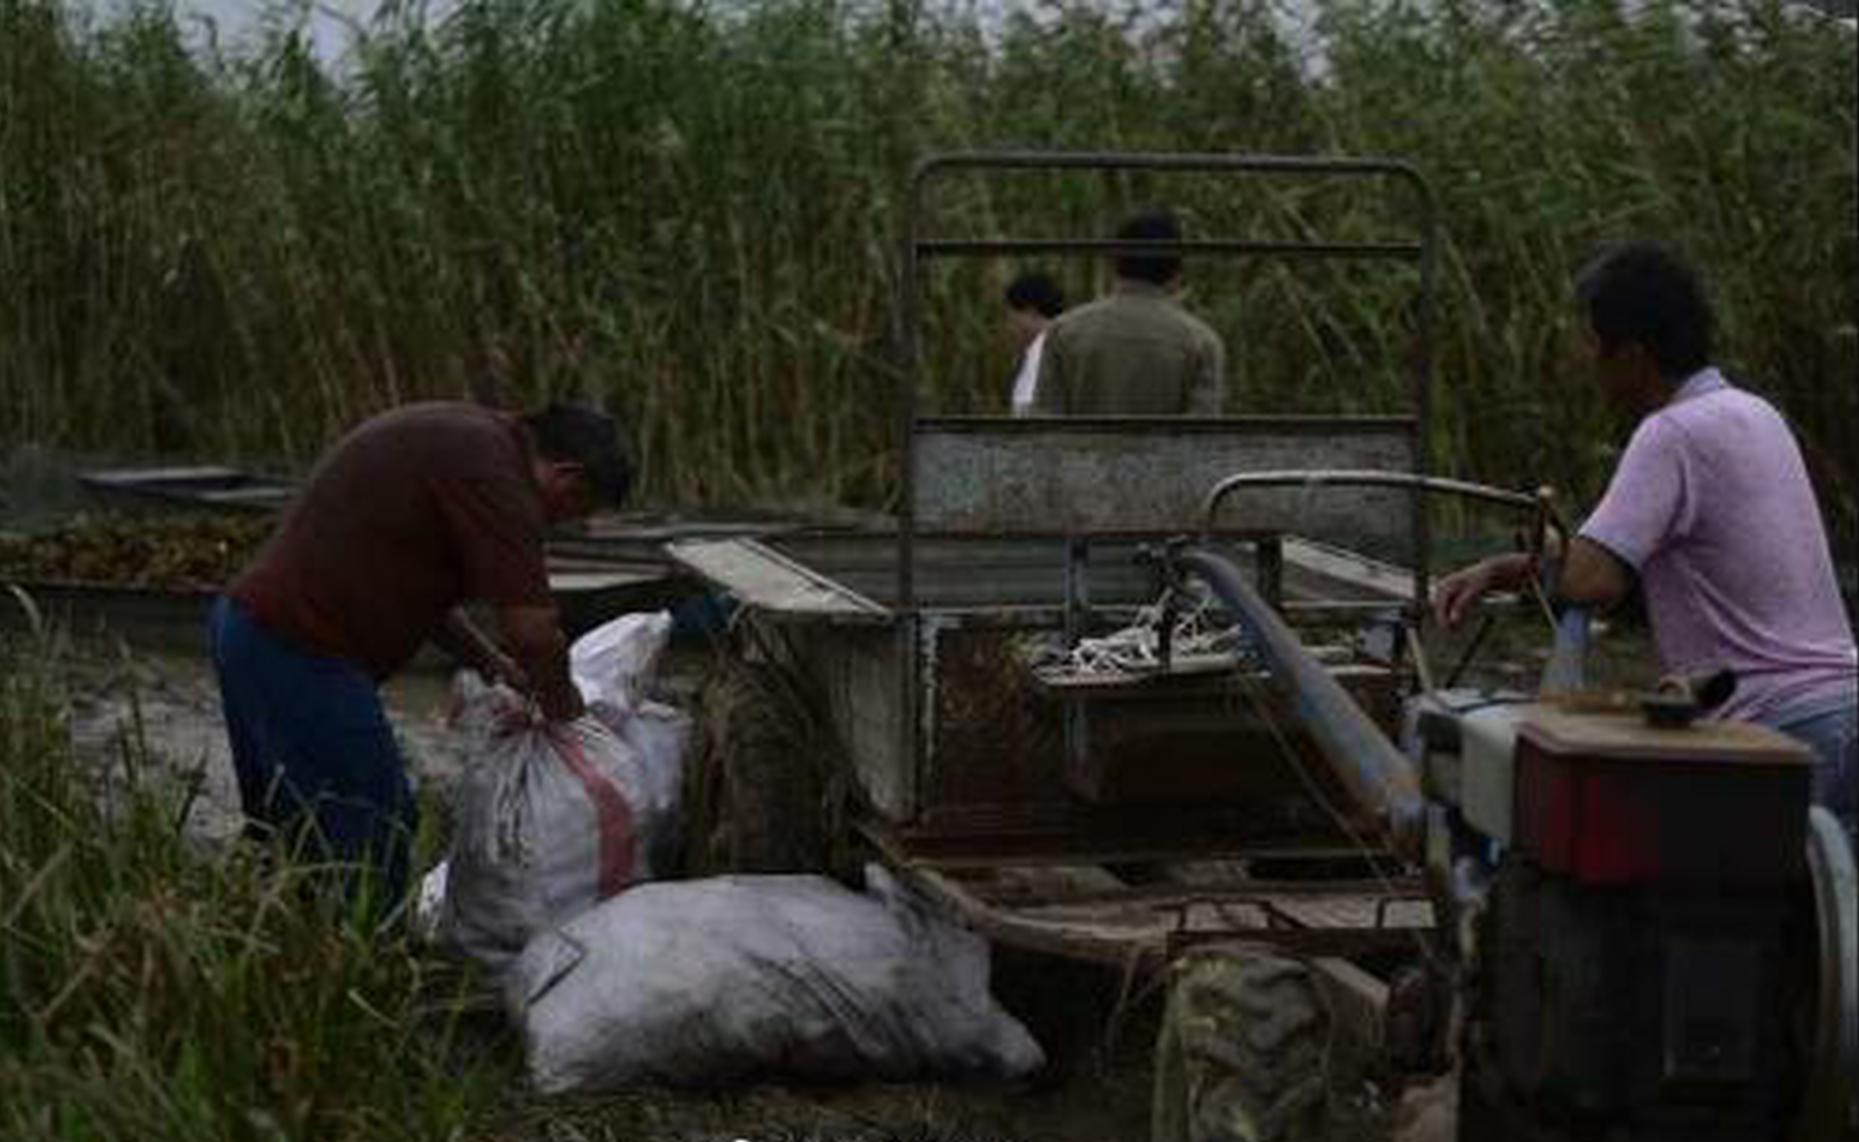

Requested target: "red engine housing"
[{"left": 1514, "top": 708, "right": 1813, "bottom": 886}]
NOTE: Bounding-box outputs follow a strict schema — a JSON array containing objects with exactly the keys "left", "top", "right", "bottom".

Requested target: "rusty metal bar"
[
  {"left": 1174, "top": 545, "right": 1427, "bottom": 860},
  {"left": 917, "top": 238, "right": 1422, "bottom": 260}
]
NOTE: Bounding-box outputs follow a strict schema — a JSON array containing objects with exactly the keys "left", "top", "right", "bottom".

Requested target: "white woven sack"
[
  {"left": 439, "top": 681, "right": 652, "bottom": 974},
  {"left": 439, "top": 612, "right": 690, "bottom": 974},
  {"left": 506, "top": 864, "right": 1046, "bottom": 1092}
]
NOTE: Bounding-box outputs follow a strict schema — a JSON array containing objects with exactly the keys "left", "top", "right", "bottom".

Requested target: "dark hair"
[
  {"left": 1114, "top": 209, "right": 1183, "bottom": 285},
  {"left": 1004, "top": 270, "right": 1065, "bottom": 319},
  {"left": 522, "top": 402, "right": 632, "bottom": 507},
  {"left": 1575, "top": 241, "right": 1713, "bottom": 379}
]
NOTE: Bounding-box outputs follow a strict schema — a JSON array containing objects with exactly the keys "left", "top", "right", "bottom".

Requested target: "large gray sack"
[{"left": 505, "top": 865, "right": 1045, "bottom": 1092}]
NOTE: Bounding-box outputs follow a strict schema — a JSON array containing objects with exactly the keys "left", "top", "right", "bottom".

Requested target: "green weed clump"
[
  {"left": 0, "top": 634, "right": 508, "bottom": 1141},
  {"left": 0, "top": 0, "right": 1851, "bottom": 549}
]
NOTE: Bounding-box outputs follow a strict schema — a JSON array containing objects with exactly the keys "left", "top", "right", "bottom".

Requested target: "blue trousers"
[
  {"left": 1769, "top": 696, "right": 1858, "bottom": 845},
  {"left": 209, "top": 597, "right": 415, "bottom": 906}
]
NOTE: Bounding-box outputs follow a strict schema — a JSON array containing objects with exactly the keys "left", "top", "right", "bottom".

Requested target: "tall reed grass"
[
  {"left": 0, "top": 629, "right": 508, "bottom": 1140},
  {"left": 0, "top": 0, "right": 1852, "bottom": 547}
]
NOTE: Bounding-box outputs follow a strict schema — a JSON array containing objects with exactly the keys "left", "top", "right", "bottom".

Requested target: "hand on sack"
[
  {"left": 538, "top": 680, "right": 587, "bottom": 723},
  {"left": 481, "top": 649, "right": 533, "bottom": 696}
]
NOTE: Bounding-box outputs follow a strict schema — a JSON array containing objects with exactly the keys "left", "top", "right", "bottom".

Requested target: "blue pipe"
[{"left": 1175, "top": 545, "right": 1428, "bottom": 860}]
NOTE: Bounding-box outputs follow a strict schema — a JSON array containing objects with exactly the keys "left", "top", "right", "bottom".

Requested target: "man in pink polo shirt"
[{"left": 1434, "top": 242, "right": 1856, "bottom": 838}]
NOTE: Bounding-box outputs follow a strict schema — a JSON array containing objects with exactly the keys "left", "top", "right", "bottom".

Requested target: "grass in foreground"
[
  {"left": 0, "top": 631, "right": 1112, "bottom": 1141},
  {"left": 0, "top": 629, "right": 510, "bottom": 1141}
]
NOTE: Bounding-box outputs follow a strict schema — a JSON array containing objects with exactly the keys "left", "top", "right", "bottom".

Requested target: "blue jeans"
[
  {"left": 1768, "top": 697, "right": 1858, "bottom": 844},
  {"left": 209, "top": 597, "right": 415, "bottom": 907}
]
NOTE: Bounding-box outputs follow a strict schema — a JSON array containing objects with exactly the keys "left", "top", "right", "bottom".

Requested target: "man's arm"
[
  {"left": 496, "top": 602, "right": 584, "bottom": 722},
  {"left": 1436, "top": 414, "right": 1677, "bottom": 630},
  {"left": 434, "top": 607, "right": 529, "bottom": 692},
  {"left": 1557, "top": 536, "right": 1633, "bottom": 609},
  {"left": 1432, "top": 551, "right": 1533, "bottom": 629},
  {"left": 1431, "top": 537, "right": 1633, "bottom": 628}
]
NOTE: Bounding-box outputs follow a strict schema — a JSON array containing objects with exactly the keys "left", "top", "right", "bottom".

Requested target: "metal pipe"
[
  {"left": 1174, "top": 545, "right": 1428, "bottom": 861},
  {"left": 1200, "top": 468, "right": 1541, "bottom": 533}
]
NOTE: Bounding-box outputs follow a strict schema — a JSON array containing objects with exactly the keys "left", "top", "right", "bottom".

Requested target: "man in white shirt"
[{"left": 1004, "top": 270, "right": 1064, "bottom": 416}]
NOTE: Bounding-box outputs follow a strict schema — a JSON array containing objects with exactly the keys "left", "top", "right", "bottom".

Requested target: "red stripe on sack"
[{"left": 548, "top": 726, "right": 636, "bottom": 897}]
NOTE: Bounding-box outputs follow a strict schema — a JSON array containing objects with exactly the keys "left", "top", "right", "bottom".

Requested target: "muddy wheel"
[
  {"left": 683, "top": 655, "right": 846, "bottom": 877},
  {"left": 1153, "top": 945, "right": 1331, "bottom": 1142}
]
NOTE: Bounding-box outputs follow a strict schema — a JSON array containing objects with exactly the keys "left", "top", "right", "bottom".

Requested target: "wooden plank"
[
  {"left": 80, "top": 465, "right": 247, "bottom": 486},
  {"left": 195, "top": 486, "right": 293, "bottom": 505},
  {"left": 666, "top": 537, "right": 892, "bottom": 621},
  {"left": 545, "top": 568, "right": 663, "bottom": 592},
  {"left": 79, "top": 466, "right": 294, "bottom": 515},
  {"left": 1521, "top": 707, "right": 1816, "bottom": 765}
]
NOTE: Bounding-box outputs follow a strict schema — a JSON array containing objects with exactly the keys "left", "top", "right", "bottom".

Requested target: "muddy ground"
[{"left": 51, "top": 635, "right": 1473, "bottom": 1142}]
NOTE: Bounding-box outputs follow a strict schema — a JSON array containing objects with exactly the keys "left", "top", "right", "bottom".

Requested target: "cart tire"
[
  {"left": 685, "top": 657, "right": 837, "bottom": 876},
  {"left": 1153, "top": 945, "right": 1331, "bottom": 1142},
  {"left": 1795, "top": 806, "right": 1858, "bottom": 1142}
]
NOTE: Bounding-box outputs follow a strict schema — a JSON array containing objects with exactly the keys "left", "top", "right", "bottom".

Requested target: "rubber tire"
[
  {"left": 685, "top": 657, "right": 834, "bottom": 876},
  {"left": 1153, "top": 945, "right": 1332, "bottom": 1142},
  {"left": 1796, "top": 806, "right": 1858, "bottom": 1142}
]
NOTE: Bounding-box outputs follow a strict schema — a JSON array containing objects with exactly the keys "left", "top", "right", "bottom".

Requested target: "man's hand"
[
  {"left": 482, "top": 648, "right": 532, "bottom": 695},
  {"left": 437, "top": 608, "right": 533, "bottom": 692},
  {"left": 535, "top": 675, "right": 585, "bottom": 722},
  {"left": 1432, "top": 552, "right": 1533, "bottom": 629},
  {"left": 497, "top": 602, "right": 585, "bottom": 723}
]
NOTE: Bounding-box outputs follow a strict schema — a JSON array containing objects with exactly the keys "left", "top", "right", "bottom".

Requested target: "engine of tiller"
[{"left": 1439, "top": 704, "right": 1818, "bottom": 1141}]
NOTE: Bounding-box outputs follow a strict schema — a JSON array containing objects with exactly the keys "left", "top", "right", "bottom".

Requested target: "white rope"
[{"left": 1056, "top": 584, "right": 1256, "bottom": 677}]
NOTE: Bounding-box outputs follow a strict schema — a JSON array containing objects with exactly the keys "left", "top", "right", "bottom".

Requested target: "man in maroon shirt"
[{"left": 209, "top": 401, "right": 630, "bottom": 908}]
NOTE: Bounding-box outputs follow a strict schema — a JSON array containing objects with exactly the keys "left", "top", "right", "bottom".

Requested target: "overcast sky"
[
  {"left": 149, "top": 0, "right": 451, "bottom": 60},
  {"left": 122, "top": 0, "right": 1859, "bottom": 71}
]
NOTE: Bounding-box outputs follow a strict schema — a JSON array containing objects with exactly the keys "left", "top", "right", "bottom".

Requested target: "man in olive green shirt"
[{"left": 1031, "top": 210, "right": 1226, "bottom": 415}]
